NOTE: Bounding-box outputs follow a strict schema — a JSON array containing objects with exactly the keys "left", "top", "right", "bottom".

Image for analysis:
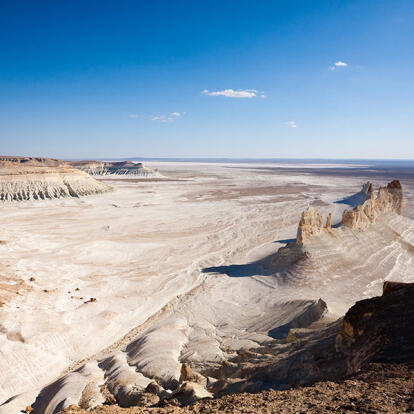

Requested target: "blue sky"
[{"left": 0, "top": 0, "right": 413, "bottom": 159}]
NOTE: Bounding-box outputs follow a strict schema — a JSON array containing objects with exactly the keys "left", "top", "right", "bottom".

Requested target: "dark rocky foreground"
[
  {"left": 58, "top": 282, "right": 414, "bottom": 414},
  {"left": 58, "top": 363, "right": 414, "bottom": 413}
]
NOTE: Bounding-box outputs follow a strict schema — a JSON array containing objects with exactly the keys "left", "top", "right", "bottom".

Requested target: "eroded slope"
[
  {"left": 8, "top": 181, "right": 414, "bottom": 414},
  {"left": 0, "top": 156, "right": 111, "bottom": 201}
]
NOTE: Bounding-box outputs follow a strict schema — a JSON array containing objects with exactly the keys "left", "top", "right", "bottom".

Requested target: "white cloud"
[
  {"left": 330, "top": 61, "right": 348, "bottom": 70},
  {"left": 202, "top": 89, "right": 266, "bottom": 99},
  {"left": 151, "top": 112, "right": 185, "bottom": 123},
  {"left": 128, "top": 114, "right": 138, "bottom": 118},
  {"left": 151, "top": 115, "right": 171, "bottom": 123},
  {"left": 285, "top": 121, "right": 297, "bottom": 128}
]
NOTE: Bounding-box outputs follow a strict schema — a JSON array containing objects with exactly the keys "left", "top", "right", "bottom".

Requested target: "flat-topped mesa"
[
  {"left": 0, "top": 156, "right": 111, "bottom": 201},
  {"left": 69, "top": 161, "right": 107, "bottom": 176},
  {"left": 0, "top": 156, "right": 64, "bottom": 168},
  {"left": 342, "top": 180, "right": 403, "bottom": 230},
  {"left": 70, "top": 160, "right": 161, "bottom": 177},
  {"left": 295, "top": 180, "right": 403, "bottom": 245}
]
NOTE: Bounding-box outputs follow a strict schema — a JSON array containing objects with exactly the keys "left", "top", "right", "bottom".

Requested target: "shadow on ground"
[
  {"left": 334, "top": 190, "right": 366, "bottom": 207},
  {"left": 202, "top": 239, "right": 307, "bottom": 278},
  {"left": 274, "top": 238, "right": 296, "bottom": 244},
  {"left": 202, "top": 256, "right": 273, "bottom": 278}
]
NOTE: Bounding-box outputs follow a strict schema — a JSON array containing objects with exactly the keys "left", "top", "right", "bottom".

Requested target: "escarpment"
[
  {"left": 296, "top": 180, "right": 403, "bottom": 245},
  {"left": 69, "top": 160, "right": 162, "bottom": 177},
  {"left": 0, "top": 156, "right": 111, "bottom": 201},
  {"left": 338, "top": 281, "right": 414, "bottom": 370},
  {"left": 52, "top": 283, "right": 414, "bottom": 413},
  {"left": 211, "top": 282, "right": 414, "bottom": 395}
]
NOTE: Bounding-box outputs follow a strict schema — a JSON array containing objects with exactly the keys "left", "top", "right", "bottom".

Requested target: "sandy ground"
[{"left": 0, "top": 162, "right": 413, "bottom": 413}]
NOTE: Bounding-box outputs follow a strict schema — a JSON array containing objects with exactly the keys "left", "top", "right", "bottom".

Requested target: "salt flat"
[{"left": 0, "top": 162, "right": 413, "bottom": 413}]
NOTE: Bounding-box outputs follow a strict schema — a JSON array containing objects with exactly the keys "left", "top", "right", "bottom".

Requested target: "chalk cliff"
[
  {"left": 70, "top": 161, "right": 162, "bottom": 177},
  {"left": 0, "top": 156, "right": 111, "bottom": 201}
]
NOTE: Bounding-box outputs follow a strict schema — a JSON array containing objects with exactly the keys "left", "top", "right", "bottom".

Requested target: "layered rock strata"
[
  {"left": 296, "top": 180, "right": 403, "bottom": 245},
  {"left": 70, "top": 161, "right": 162, "bottom": 177},
  {"left": 0, "top": 156, "right": 111, "bottom": 201}
]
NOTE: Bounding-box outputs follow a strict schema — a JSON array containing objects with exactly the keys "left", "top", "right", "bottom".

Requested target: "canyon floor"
[{"left": 1, "top": 161, "right": 414, "bottom": 413}]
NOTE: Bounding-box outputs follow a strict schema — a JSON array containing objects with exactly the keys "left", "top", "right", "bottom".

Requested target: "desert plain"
[{"left": 1, "top": 161, "right": 414, "bottom": 413}]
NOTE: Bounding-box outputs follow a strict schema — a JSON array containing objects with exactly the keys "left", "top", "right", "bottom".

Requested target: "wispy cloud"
[
  {"left": 285, "top": 121, "right": 297, "bottom": 128},
  {"left": 151, "top": 115, "right": 169, "bottom": 123},
  {"left": 128, "top": 114, "right": 139, "bottom": 118},
  {"left": 151, "top": 112, "right": 185, "bottom": 123},
  {"left": 329, "top": 61, "right": 348, "bottom": 70},
  {"left": 202, "top": 89, "right": 266, "bottom": 99}
]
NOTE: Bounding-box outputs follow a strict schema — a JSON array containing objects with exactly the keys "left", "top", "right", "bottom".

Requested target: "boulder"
[
  {"left": 179, "top": 364, "right": 207, "bottom": 387},
  {"left": 171, "top": 381, "right": 212, "bottom": 405}
]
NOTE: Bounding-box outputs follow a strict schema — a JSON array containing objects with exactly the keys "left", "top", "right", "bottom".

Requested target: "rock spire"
[{"left": 296, "top": 180, "right": 403, "bottom": 245}]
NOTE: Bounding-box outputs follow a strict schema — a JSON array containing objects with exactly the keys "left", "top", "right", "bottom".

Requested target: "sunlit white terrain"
[{"left": 1, "top": 161, "right": 413, "bottom": 413}]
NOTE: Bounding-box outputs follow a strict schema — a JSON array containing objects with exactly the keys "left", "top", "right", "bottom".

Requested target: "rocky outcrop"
[
  {"left": 57, "top": 363, "right": 414, "bottom": 413},
  {"left": 342, "top": 180, "right": 403, "bottom": 230},
  {"left": 296, "top": 208, "right": 324, "bottom": 245},
  {"left": 170, "top": 382, "right": 213, "bottom": 406},
  {"left": 70, "top": 161, "right": 107, "bottom": 176},
  {"left": 0, "top": 156, "right": 111, "bottom": 201},
  {"left": 179, "top": 364, "right": 207, "bottom": 388},
  {"left": 296, "top": 208, "right": 333, "bottom": 245},
  {"left": 56, "top": 283, "right": 414, "bottom": 413},
  {"left": 325, "top": 213, "right": 332, "bottom": 229},
  {"left": 296, "top": 180, "right": 403, "bottom": 244},
  {"left": 70, "top": 161, "right": 162, "bottom": 177},
  {"left": 338, "top": 281, "right": 414, "bottom": 371},
  {"left": 213, "top": 282, "right": 414, "bottom": 395}
]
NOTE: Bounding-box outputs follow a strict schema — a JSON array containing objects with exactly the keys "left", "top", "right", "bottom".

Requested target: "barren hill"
[
  {"left": 69, "top": 160, "right": 162, "bottom": 177},
  {"left": 0, "top": 156, "right": 111, "bottom": 201}
]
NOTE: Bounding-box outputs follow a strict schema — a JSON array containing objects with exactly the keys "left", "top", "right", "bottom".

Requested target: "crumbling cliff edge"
[{"left": 296, "top": 180, "right": 403, "bottom": 245}]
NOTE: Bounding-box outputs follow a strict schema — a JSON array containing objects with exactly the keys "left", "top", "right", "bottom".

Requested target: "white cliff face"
[
  {"left": 70, "top": 161, "right": 163, "bottom": 177},
  {"left": 0, "top": 158, "right": 111, "bottom": 201}
]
